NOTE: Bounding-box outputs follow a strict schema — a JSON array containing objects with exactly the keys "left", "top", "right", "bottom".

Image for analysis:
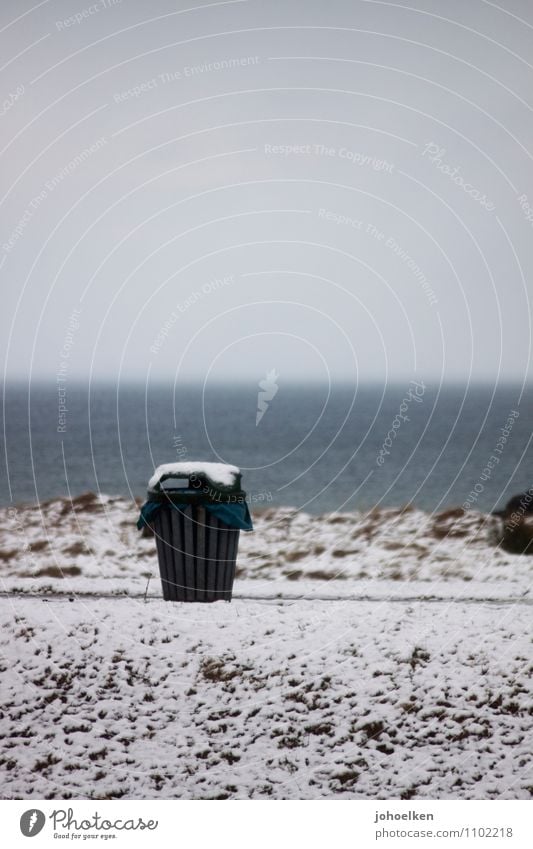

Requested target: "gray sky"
[{"left": 1, "top": 0, "right": 533, "bottom": 384}]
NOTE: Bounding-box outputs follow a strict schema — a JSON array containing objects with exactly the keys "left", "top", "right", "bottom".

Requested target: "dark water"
[{"left": 1, "top": 382, "right": 532, "bottom": 514}]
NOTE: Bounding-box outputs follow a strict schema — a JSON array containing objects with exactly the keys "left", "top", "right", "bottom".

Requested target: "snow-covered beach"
[{"left": 1, "top": 494, "right": 531, "bottom": 799}]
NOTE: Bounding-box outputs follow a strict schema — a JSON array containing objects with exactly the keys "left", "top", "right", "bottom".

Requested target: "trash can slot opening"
[{"left": 148, "top": 462, "right": 242, "bottom": 496}]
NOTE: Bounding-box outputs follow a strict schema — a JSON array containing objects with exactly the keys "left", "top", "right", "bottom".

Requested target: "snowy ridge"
[{"left": 1, "top": 493, "right": 530, "bottom": 590}]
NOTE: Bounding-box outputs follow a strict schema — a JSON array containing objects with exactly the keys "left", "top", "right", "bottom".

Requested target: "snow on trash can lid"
[{"left": 148, "top": 461, "right": 242, "bottom": 494}]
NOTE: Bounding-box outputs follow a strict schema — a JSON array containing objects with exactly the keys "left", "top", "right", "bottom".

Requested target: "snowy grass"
[
  {"left": 1, "top": 597, "right": 531, "bottom": 800},
  {"left": 1, "top": 493, "right": 530, "bottom": 592},
  {"left": 0, "top": 495, "right": 531, "bottom": 799}
]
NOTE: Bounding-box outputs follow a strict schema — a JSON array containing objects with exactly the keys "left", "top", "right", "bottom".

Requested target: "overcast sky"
[{"left": 1, "top": 0, "right": 533, "bottom": 385}]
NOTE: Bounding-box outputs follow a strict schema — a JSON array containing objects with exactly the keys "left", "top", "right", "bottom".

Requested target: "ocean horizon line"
[{"left": 2, "top": 378, "right": 530, "bottom": 389}]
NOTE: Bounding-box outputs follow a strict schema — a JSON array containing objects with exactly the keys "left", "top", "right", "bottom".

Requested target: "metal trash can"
[{"left": 137, "top": 463, "right": 252, "bottom": 602}]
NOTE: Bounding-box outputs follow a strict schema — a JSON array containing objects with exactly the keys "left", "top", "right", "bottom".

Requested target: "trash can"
[{"left": 137, "top": 462, "right": 253, "bottom": 602}]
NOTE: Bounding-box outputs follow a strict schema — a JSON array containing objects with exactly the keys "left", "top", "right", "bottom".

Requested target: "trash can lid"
[{"left": 148, "top": 461, "right": 242, "bottom": 495}]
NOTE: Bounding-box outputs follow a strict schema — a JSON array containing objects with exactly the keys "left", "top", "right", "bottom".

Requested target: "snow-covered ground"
[{"left": 0, "top": 494, "right": 531, "bottom": 799}]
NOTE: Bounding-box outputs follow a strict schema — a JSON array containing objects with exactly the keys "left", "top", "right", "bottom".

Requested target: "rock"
[
  {"left": 498, "top": 515, "right": 533, "bottom": 554},
  {"left": 492, "top": 491, "right": 533, "bottom": 554}
]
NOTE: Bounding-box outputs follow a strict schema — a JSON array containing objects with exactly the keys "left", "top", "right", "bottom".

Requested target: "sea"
[{"left": 2, "top": 382, "right": 532, "bottom": 515}]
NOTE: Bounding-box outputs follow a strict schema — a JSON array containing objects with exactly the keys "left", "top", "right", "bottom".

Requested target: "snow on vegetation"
[
  {"left": 0, "top": 597, "right": 530, "bottom": 800},
  {"left": 0, "top": 494, "right": 530, "bottom": 593},
  {"left": 0, "top": 494, "right": 531, "bottom": 799}
]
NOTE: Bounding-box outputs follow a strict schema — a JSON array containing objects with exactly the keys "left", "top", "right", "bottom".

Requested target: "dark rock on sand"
[
  {"left": 493, "top": 491, "right": 533, "bottom": 554},
  {"left": 493, "top": 491, "right": 533, "bottom": 518},
  {"left": 497, "top": 516, "right": 533, "bottom": 554}
]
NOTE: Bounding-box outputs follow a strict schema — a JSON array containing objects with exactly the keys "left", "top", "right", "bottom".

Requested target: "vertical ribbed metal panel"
[
  {"left": 226, "top": 529, "right": 239, "bottom": 600},
  {"left": 153, "top": 505, "right": 241, "bottom": 602},
  {"left": 164, "top": 509, "right": 178, "bottom": 601},
  {"left": 216, "top": 524, "right": 228, "bottom": 600},
  {"left": 183, "top": 506, "right": 195, "bottom": 602},
  {"left": 205, "top": 513, "right": 219, "bottom": 602},
  {"left": 195, "top": 506, "right": 207, "bottom": 602},
  {"left": 169, "top": 508, "right": 185, "bottom": 601},
  {"left": 153, "top": 513, "right": 171, "bottom": 601}
]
